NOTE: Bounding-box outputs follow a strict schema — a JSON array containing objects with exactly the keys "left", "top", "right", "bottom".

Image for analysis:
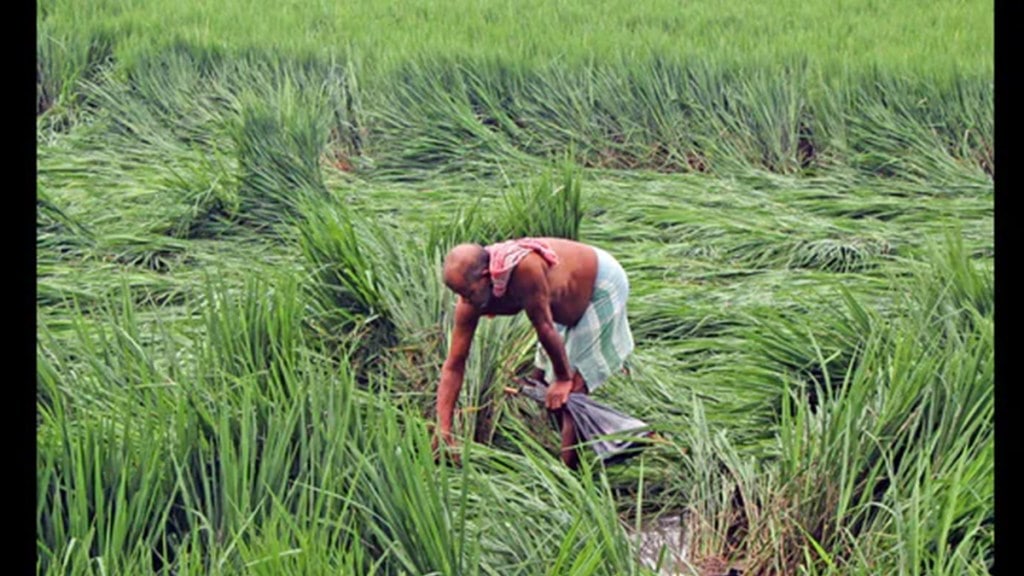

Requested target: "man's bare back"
[{"left": 464, "top": 237, "right": 598, "bottom": 326}]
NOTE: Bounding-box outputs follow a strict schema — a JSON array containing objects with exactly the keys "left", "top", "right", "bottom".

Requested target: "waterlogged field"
[{"left": 37, "top": 0, "right": 993, "bottom": 574}]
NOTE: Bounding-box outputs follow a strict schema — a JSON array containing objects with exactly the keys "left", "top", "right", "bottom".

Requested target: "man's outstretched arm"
[
  {"left": 519, "top": 270, "right": 574, "bottom": 409},
  {"left": 436, "top": 297, "right": 480, "bottom": 447}
]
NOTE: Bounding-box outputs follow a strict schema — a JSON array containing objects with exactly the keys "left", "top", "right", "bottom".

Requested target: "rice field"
[{"left": 37, "top": 1, "right": 993, "bottom": 574}]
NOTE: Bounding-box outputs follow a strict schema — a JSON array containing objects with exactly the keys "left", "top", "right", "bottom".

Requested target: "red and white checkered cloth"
[{"left": 485, "top": 238, "right": 559, "bottom": 297}]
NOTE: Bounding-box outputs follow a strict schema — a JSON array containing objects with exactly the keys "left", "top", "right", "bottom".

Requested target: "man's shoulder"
[
  {"left": 453, "top": 297, "right": 482, "bottom": 322},
  {"left": 535, "top": 237, "right": 586, "bottom": 250},
  {"left": 513, "top": 251, "right": 552, "bottom": 276},
  {"left": 505, "top": 253, "right": 551, "bottom": 297}
]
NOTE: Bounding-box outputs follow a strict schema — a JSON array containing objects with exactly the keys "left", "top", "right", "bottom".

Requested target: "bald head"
[{"left": 443, "top": 243, "right": 489, "bottom": 290}]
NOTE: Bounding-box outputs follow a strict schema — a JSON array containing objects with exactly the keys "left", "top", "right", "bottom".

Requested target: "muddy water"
[{"left": 631, "top": 513, "right": 691, "bottom": 575}]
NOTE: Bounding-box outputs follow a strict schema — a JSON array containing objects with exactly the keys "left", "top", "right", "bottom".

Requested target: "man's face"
[
  {"left": 463, "top": 271, "right": 492, "bottom": 308},
  {"left": 448, "top": 266, "right": 491, "bottom": 309}
]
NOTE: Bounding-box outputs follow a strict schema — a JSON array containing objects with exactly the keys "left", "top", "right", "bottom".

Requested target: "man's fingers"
[
  {"left": 545, "top": 380, "right": 573, "bottom": 410},
  {"left": 546, "top": 392, "right": 567, "bottom": 410},
  {"left": 432, "top": 434, "right": 463, "bottom": 466}
]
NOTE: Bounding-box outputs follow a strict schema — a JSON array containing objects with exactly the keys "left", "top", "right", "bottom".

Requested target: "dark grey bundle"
[{"left": 512, "top": 377, "right": 652, "bottom": 464}]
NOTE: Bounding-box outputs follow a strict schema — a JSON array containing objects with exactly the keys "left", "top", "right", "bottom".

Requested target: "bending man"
[{"left": 436, "top": 237, "right": 634, "bottom": 468}]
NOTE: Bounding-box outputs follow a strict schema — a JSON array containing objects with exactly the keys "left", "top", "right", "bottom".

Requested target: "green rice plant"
[
  {"left": 152, "top": 278, "right": 375, "bottom": 571},
  {"left": 37, "top": 260, "right": 175, "bottom": 315},
  {"left": 199, "top": 346, "right": 382, "bottom": 575},
  {"left": 295, "top": 197, "right": 410, "bottom": 347},
  {"left": 746, "top": 292, "right": 870, "bottom": 398},
  {"left": 44, "top": 55, "right": 995, "bottom": 183},
  {"left": 296, "top": 198, "right": 391, "bottom": 334},
  {"left": 787, "top": 236, "right": 892, "bottom": 274},
  {"left": 600, "top": 232, "right": 992, "bottom": 575},
  {"left": 512, "top": 64, "right": 617, "bottom": 167},
  {"left": 36, "top": 2, "right": 114, "bottom": 120},
  {"left": 85, "top": 58, "right": 244, "bottom": 234},
  {"left": 693, "top": 64, "right": 812, "bottom": 175},
  {"left": 227, "top": 492, "right": 380, "bottom": 576},
  {"left": 568, "top": 227, "right": 990, "bottom": 575},
  {"left": 38, "top": 0, "right": 993, "bottom": 177},
  {"left": 868, "top": 349, "right": 991, "bottom": 575},
  {"left": 447, "top": 314, "right": 536, "bottom": 445},
  {"left": 169, "top": 377, "right": 299, "bottom": 573},
  {"left": 37, "top": 186, "right": 95, "bottom": 253},
  {"left": 457, "top": 418, "right": 650, "bottom": 575},
  {"left": 843, "top": 75, "right": 991, "bottom": 185},
  {"left": 770, "top": 234, "right": 992, "bottom": 573},
  {"left": 161, "top": 151, "right": 243, "bottom": 240},
  {"left": 911, "top": 230, "right": 993, "bottom": 323},
  {"left": 38, "top": 68, "right": 246, "bottom": 246},
  {"left": 37, "top": 265, "right": 378, "bottom": 572},
  {"left": 945, "top": 77, "right": 994, "bottom": 178},
  {"left": 340, "top": 394, "right": 481, "bottom": 576},
  {"left": 231, "top": 87, "right": 331, "bottom": 229},
  {"left": 666, "top": 399, "right": 788, "bottom": 574},
  {"left": 423, "top": 200, "right": 503, "bottom": 257},
  {"left": 59, "top": 53, "right": 347, "bottom": 233},
  {"left": 36, "top": 401, "right": 180, "bottom": 575},
  {"left": 601, "top": 58, "right": 702, "bottom": 172},
  {"left": 35, "top": 8, "right": 995, "bottom": 567},
  {"left": 363, "top": 59, "right": 537, "bottom": 179},
  {"left": 498, "top": 159, "right": 584, "bottom": 241},
  {"left": 37, "top": 114, "right": 221, "bottom": 245},
  {"left": 37, "top": 296, "right": 186, "bottom": 575},
  {"left": 196, "top": 272, "right": 306, "bottom": 403},
  {"left": 36, "top": 0, "right": 994, "bottom": 82}
]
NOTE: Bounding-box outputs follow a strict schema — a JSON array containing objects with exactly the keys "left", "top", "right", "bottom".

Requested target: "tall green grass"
[
  {"left": 38, "top": 0, "right": 993, "bottom": 179},
  {"left": 586, "top": 235, "right": 993, "bottom": 574},
  {"left": 37, "top": 2, "right": 992, "bottom": 572},
  {"left": 37, "top": 0, "right": 992, "bottom": 95},
  {"left": 37, "top": 189, "right": 993, "bottom": 574},
  {"left": 37, "top": 271, "right": 660, "bottom": 575}
]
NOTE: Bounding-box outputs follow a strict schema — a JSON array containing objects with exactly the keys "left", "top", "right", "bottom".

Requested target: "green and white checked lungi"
[{"left": 534, "top": 247, "right": 634, "bottom": 391}]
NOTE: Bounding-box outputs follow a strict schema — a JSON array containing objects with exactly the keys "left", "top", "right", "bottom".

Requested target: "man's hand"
[
  {"left": 545, "top": 379, "right": 574, "bottom": 410},
  {"left": 432, "top": 427, "right": 462, "bottom": 466}
]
